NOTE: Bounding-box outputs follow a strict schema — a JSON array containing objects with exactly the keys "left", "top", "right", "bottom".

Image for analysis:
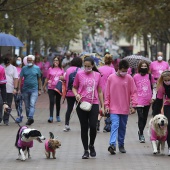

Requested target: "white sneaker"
[
  {"left": 168, "top": 148, "right": 170, "bottom": 156},
  {"left": 63, "top": 125, "right": 71, "bottom": 132}
]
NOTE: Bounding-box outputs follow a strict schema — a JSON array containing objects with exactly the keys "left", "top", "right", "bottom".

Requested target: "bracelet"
[
  {"left": 3, "top": 102, "right": 7, "bottom": 105},
  {"left": 75, "top": 94, "right": 79, "bottom": 97}
]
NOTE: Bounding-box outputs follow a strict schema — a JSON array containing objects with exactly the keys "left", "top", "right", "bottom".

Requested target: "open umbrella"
[
  {"left": 123, "top": 55, "right": 151, "bottom": 68},
  {"left": 0, "top": 33, "right": 24, "bottom": 47}
]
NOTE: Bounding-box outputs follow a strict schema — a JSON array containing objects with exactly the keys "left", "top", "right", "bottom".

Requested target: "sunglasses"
[{"left": 53, "top": 60, "right": 59, "bottom": 61}]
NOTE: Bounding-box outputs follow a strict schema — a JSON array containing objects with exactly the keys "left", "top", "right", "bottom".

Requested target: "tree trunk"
[{"left": 143, "top": 34, "right": 148, "bottom": 56}]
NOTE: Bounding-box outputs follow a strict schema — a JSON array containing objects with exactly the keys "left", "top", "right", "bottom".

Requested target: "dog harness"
[
  {"left": 150, "top": 127, "right": 168, "bottom": 141},
  {"left": 45, "top": 140, "right": 55, "bottom": 153},
  {"left": 17, "top": 126, "right": 33, "bottom": 149}
]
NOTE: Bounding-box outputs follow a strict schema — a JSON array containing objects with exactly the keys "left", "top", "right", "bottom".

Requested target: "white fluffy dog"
[{"left": 149, "top": 114, "right": 168, "bottom": 155}]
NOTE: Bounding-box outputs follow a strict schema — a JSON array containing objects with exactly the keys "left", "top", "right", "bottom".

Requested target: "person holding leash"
[{"left": 72, "top": 57, "right": 104, "bottom": 159}]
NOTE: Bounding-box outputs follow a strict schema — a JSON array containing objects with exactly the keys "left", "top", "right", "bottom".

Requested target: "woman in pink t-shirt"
[
  {"left": 97, "top": 54, "right": 115, "bottom": 132},
  {"left": 42, "top": 57, "right": 50, "bottom": 86},
  {"left": 0, "top": 65, "right": 8, "bottom": 124},
  {"left": 152, "top": 70, "right": 170, "bottom": 155},
  {"left": 43, "top": 56, "right": 64, "bottom": 123},
  {"left": 63, "top": 57, "right": 82, "bottom": 132},
  {"left": 133, "top": 61, "right": 156, "bottom": 143},
  {"left": 35, "top": 56, "right": 43, "bottom": 72},
  {"left": 72, "top": 57, "right": 104, "bottom": 159}
]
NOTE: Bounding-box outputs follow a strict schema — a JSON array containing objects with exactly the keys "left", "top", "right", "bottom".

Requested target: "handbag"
[
  {"left": 80, "top": 101, "right": 92, "bottom": 111},
  {"left": 80, "top": 72, "right": 95, "bottom": 111}
]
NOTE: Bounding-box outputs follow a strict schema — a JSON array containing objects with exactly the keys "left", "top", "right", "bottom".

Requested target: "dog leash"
[
  {"left": 6, "top": 107, "right": 21, "bottom": 127},
  {"left": 69, "top": 97, "right": 82, "bottom": 121}
]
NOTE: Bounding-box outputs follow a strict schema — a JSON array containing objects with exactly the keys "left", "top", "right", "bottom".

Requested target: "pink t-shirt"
[
  {"left": 150, "top": 127, "right": 167, "bottom": 141},
  {"left": 17, "top": 67, "right": 24, "bottom": 88},
  {"left": 65, "top": 66, "right": 81, "bottom": 97},
  {"left": 73, "top": 70, "right": 102, "bottom": 104},
  {"left": 157, "top": 85, "right": 170, "bottom": 105},
  {"left": 150, "top": 61, "right": 169, "bottom": 79},
  {"left": 45, "top": 140, "right": 55, "bottom": 153},
  {"left": 47, "top": 67, "right": 64, "bottom": 90},
  {"left": 35, "top": 62, "right": 43, "bottom": 71},
  {"left": 105, "top": 73, "right": 137, "bottom": 114},
  {"left": 17, "top": 126, "right": 33, "bottom": 148},
  {"left": 127, "top": 68, "right": 132, "bottom": 75},
  {"left": 98, "top": 65, "right": 115, "bottom": 97},
  {"left": 42, "top": 61, "right": 50, "bottom": 77},
  {"left": 133, "top": 73, "right": 155, "bottom": 106},
  {"left": 0, "top": 65, "right": 7, "bottom": 84}
]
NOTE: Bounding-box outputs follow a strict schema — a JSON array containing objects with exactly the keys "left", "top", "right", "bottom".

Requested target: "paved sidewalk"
[{"left": 0, "top": 93, "right": 169, "bottom": 170}]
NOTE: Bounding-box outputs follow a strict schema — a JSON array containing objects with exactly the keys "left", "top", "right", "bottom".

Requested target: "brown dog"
[{"left": 45, "top": 132, "right": 61, "bottom": 159}]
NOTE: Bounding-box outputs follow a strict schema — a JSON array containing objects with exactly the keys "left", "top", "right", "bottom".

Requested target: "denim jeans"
[
  {"left": 14, "top": 94, "right": 23, "bottom": 117},
  {"left": 23, "top": 90, "right": 38, "bottom": 119},
  {"left": 110, "top": 114, "right": 128, "bottom": 147}
]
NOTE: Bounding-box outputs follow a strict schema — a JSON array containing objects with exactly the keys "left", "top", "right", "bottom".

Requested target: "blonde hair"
[
  {"left": 104, "top": 54, "right": 112, "bottom": 65},
  {"left": 157, "top": 70, "right": 170, "bottom": 89}
]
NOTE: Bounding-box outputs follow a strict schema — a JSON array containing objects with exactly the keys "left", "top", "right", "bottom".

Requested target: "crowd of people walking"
[{"left": 0, "top": 50, "right": 170, "bottom": 158}]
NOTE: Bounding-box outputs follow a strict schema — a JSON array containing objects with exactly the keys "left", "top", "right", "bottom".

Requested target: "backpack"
[{"left": 67, "top": 67, "right": 79, "bottom": 91}]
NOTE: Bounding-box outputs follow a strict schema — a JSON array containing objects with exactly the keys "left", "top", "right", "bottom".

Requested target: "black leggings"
[
  {"left": 65, "top": 97, "right": 76, "bottom": 125},
  {"left": 76, "top": 104, "right": 99, "bottom": 150},
  {"left": 137, "top": 105, "right": 150, "bottom": 135},
  {"left": 164, "top": 105, "right": 170, "bottom": 148},
  {"left": 48, "top": 89, "right": 61, "bottom": 118}
]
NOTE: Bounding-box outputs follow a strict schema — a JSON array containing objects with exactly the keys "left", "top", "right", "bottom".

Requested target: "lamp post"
[{"left": 4, "top": 13, "right": 8, "bottom": 33}]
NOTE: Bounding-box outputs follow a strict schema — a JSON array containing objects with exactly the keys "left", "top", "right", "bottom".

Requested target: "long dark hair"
[
  {"left": 137, "top": 60, "right": 149, "bottom": 73},
  {"left": 84, "top": 57, "right": 100, "bottom": 73},
  {"left": 52, "top": 56, "right": 62, "bottom": 69},
  {"left": 71, "top": 57, "right": 82, "bottom": 68}
]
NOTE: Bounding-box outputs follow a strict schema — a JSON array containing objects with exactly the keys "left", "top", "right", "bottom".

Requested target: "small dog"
[
  {"left": 45, "top": 132, "right": 61, "bottom": 159},
  {"left": 149, "top": 114, "right": 168, "bottom": 155},
  {"left": 15, "top": 126, "right": 46, "bottom": 161}
]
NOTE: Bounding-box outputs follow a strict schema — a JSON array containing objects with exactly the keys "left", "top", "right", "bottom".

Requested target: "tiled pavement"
[{"left": 0, "top": 93, "right": 169, "bottom": 170}]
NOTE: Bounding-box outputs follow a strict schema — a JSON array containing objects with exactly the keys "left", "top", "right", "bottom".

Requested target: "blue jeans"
[
  {"left": 110, "top": 114, "right": 128, "bottom": 147},
  {"left": 23, "top": 90, "right": 38, "bottom": 119}
]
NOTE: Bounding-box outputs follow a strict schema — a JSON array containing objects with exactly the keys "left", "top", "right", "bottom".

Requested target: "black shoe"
[
  {"left": 89, "top": 145, "right": 96, "bottom": 157},
  {"left": 26, "top": 119, "right": 34, "bottom": 126},
  {"left": 119, "top": 146, "right": 126, "bottom": 153},
  {"left": 82, "top": 150, "right": 89, "bottom": 159},
  {"left": 108, "top": 145, "right": 116, "bottom": 155},
  {"left": 96, "top": 120, "right": 100, "bottom": 131}
]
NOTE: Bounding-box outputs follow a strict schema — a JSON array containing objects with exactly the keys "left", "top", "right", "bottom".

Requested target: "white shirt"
[
  {"left": 62, "top": 57, "right": 73, "bottom": 71},
  {"left": 5, "top": 64, "right": 18, "bottom": 93}
]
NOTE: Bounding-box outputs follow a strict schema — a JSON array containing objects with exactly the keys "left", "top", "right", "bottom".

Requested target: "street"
[{"left": 0, "top": 93, "right": 169, "bottom": 170}]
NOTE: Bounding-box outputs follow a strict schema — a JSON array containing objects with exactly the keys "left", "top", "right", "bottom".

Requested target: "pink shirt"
[
  {"left": 73, "top": 70, "right": 102, "bottom": 104},
  {"left": 45, "top": 140, "right": 55, "bottom": 153},
  {"left": 157, "top": 85, "right": 170, "bottom": 105},
  {"left": 17, "top": 126, "right": 33, "bottom": 148},
  {"left": 133, "top": 73, "right": 155, "bottom": 106},
  {"left": 35, "top": 62, "right": 43, "bottom": 71},
  {"left": 65, "top": 66, "right": 81, "bottom": 97},
  {"left": 42, "top": 61, "right": 50, "bottom": 77},
  {"left": 150, "top": 127, "right": 167, "bottom": 141},
  {"left": 98, "top": 65, "right": 115, "bottom": 97},
  {"left": 105, "top": 73, "right": 137, "bottom": 114},
  {"left": 150, "top": 61, "right": 169, "bottom": 79},
  {"left": 47, "top": 67, "right": 64, "bottom": 90},
  {"left": 0, "top": 65, "right": 7, "bottom": 84},
  {"left": 17, "top": 67, "right": 24, "bottom": 88}
]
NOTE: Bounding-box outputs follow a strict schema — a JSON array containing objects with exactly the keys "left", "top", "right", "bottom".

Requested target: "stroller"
[
  {"left": 103, "top": 113, "right": 111, "bottom": 132},
  {"left": 14, "top": 94, "right": 23, "bottom": 123}
]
